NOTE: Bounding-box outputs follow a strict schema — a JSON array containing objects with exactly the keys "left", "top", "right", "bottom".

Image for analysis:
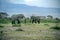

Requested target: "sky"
[
  {"left": 0, "top": 0, "right": 60, "bottom": 18},
  {"left": 8, "top": 0, "right": 60, "bottom": 8}
]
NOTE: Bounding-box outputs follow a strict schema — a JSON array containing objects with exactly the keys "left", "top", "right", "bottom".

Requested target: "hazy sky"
[
  {"left": 8, "top": 0, "right": 60, "bottom": 8},
  {"left": 0, "top": 0, "right": 60, "bottom": 18}
]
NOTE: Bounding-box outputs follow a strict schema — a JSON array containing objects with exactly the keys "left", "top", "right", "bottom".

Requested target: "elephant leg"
[
  {"left": 38, "top": 20, "right": 40, "bottom": 24},
  {"left": 17, "top": 20, "right": 20, "bottom": 24},
  {"left": 34, "top": 19, "right": 37, "bottom": 23},
  {"left": 32, "top": 20, "right": 34, "bottom": 23},
  {"left": 12, "top": 20, "right": 15, "bottom": 24}
]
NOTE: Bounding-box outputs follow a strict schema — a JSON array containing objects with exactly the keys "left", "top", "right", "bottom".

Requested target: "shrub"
[
  {"left": 0, "top": 19, "right": 11, "bottom": 24},
  {"left": 16, "top": 28, "right": 24, "bottom": 31},
  {"left": 0, "top": 25, "right": 4, "bottom": 28},
  {"left": 50, "top": 26, "right": 60, "bottom": 30}
]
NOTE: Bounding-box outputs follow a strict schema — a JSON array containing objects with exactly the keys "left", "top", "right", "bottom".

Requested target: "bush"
[
  {"left": 0, "top": 19, "right": 11, "bottom": 24},
  {"left": 0, "top": 25, "right": 4, "bottom": 28},
  {"left": 50, "top": 26, "right": 60, "bottom": 30},
  {"left": 16, "top": 28, "right": 24, "bottom": 31}
]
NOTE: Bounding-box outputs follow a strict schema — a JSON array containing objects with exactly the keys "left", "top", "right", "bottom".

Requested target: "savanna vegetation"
[{"left": 0, "top": 12, "right": 60, "bottom": 40}]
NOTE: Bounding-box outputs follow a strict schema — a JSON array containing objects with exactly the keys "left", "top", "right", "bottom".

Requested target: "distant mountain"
[{"left": 0, "top": 2, "right": 60, "bottom": 18}]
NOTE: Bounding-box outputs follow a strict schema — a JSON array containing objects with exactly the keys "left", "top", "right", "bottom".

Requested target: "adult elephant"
[
  {"left": 31, "top": 16, "right": 40, "bottom": 24},
  {"left": 31, "top": 16, "right": 36, "bottom": 23},
  {"left": 11, "top": 15, "right": 21, "bottom": 24},
  {"left": 36, "top": 16, "right": 40, "bottom": 24}
]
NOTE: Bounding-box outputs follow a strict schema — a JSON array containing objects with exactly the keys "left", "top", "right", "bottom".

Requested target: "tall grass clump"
[
  {"left": 50, "top": 26, "right": 60, "bottom": 30},
  {"left": 16, "top": 28, "right": 24, "bottom": 31}
]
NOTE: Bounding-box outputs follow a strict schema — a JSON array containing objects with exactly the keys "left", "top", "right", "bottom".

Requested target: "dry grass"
[{"left": 1, "top": 23, "right": 60, "bottom": 40}]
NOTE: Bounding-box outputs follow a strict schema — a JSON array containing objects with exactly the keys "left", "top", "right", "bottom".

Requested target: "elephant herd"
[{"left": 11, "top": 16, "right": 40, "bottom": 24}]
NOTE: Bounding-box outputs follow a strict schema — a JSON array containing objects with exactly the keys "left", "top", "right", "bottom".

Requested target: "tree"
[
  {"left": 0, "top": 12, "right": 9, "bottom": 24},
  {"left": 0, "top": 12, "right": 8, "bottom": 19},
  {"left": 47, "top": 15, "right": 53, "bottom": 19}
]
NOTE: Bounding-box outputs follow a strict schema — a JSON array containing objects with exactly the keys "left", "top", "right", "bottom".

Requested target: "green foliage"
[
  {"left": 50, "top": 26, "right": 60, "bottom": 30},
  {"left": 20, "top": 19, "right": 59, "bottom": 23},
  {"left": 41, "top": 19, "right": 57, "bottom": 23},
  {"left": 55, "top": 18, "right": 60, "bottom": 23},
  {"left": 0, "top": 19, "right": 11, "bottom": 24}
]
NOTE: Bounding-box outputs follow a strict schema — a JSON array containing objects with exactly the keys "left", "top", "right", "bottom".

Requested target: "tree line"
[{"left": 0, "top": 12, "right": 60, "bottom": 24}]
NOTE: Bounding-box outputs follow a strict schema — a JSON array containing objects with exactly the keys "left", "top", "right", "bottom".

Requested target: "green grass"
[{"left": 1, "top": 23, "right": 60, "bottom": 40}]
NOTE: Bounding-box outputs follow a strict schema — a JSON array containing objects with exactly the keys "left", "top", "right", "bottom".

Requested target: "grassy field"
[{"left": 1, "top": 23, "right": 60, "bottom": 40}]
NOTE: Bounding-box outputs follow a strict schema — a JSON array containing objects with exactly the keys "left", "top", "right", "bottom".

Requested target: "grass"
[
  {"left": 1, "top": 23, "right": 60, "bottom": 40},
  {"left": 12, "top": 24, "right": 21, "bottom": 27}
]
